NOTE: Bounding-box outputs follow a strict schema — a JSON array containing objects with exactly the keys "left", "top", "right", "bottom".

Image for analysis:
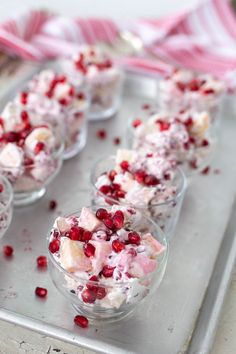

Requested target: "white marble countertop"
[{"left": 0, "top": 1, "right": 235, "bottom": 353}]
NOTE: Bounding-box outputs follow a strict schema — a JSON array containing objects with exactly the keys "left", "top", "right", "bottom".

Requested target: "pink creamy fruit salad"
[
  {"left": 0, "top": 102, "right": 61, "bottom": 191},
  {"left": 132, "top": 110, "right": 213, "bottom": 171},
  {"left": 159, "top": 69, "right": 225, "bottom": 118},
  {"left": 62, "top": 45, "right": 122, "bottom": 117},
  {"left": 94, "top": 149, "right": 177, "bottom": 208},
  {"left": 28, "top": 70, "right": 88, "bottom": 153},
  {"left": 49, "top": 206, "right": 165, "bottom": 309}
]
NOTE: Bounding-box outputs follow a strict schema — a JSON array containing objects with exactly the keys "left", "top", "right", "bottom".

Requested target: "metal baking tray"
[{"left": 0, "top": 66, "right": 236, "bottom": 354}]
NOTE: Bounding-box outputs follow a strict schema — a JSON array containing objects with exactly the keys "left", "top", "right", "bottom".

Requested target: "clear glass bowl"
[
  {"left": 0, "top": 175, "right": 13, "bottom": 239},
  {"left": 0, "top": 118, "right": 64, "bottom": 207},
  {"left": 87, "top": 68, "right": 124, "bottom": 121},
  {"left": 62, "top": 99, "right": 89, "bottom": 160},
  {"left": 90, "top": 156, "right": 186, "bottom": 240},
  {"left": 47, "top": 206, "right": 168, "bottom": 322}
]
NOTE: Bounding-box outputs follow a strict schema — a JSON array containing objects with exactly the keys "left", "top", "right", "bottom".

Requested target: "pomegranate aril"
[
  {"left": 20, "top": 92, "right": 28, "bottom": 105},
  {"left": 142, "top": 103, "right": 150, "bottom": 110},
  {"left": 203, "top": 88, "right": 215, "bottom": 95},
  {"left": 128, "top": 232, "right": 141, "bottom": 245},
  {"left": 49, "top": 239, "right": 60, "bottom": 253},
  {"left": 35, "top": 287, "right": 47, "bottom": 298},
  {"left": 116, "top": 190, "right": 125, "bottom": 199},
  {"left": 188, "top": 79, "right": 200, "bottom": 91},
  {"left": 96, "top": 129, "right": 107, "bottom": 139},
  {"left": 176, "top": 81, "right": 186, "bottom": 91},
  {"left": 4, "top": 131, "right": 20, "bottom": 143},
  {"left": 74, "top": 315, "right": 89, "bottom": 328},
  {"left": 184, "top": 117, "right": 193, "bottom": 128},
  {"left": 84, "top": 243, "right": 96, "bottom": 257},
  {"left": 34, "top": 142, "right": 45, "bottom": 155},
  {"left": 112, "top": 183, "right": 121, "bottom": 191},
  {"left": 112, "top": 239, "right": 125, "bottom": 253},
  {"left": 144, "top": 175, "right": 159, "bottom": 186},
  {"left": 120, "top": 160, "right": 129, "bottom": 171},
  {"left": 86, "top": 275, "right": 98, "bottom": 291},
  {"left": 112, "top": 212, "right": 124, "bottom": 230},
  {"left": 81, "top": 230, "right": 92, "bottom": 242},
  {"left": 37, "top": 256, "right": 47, "bottom": 268},
  {"left": 81, "top": 288, "right": 96, "bottom": 303},
  {"left": 134, "top": 169, "right": 146, "bottom": 184},
  {"left": 189, "top": 159, "right": 198, "bottom": 169},
  {"left": 96, "top": 287, "right": 106, "bottom": 300},
  {"left": 59, "top": 98, "right": 68, "bottom": 106},
  {"left": 202, "top": 139, "right": 209, "bottom": 147},
  {"left": 108, "top": 170, "right": 117, "bottom": 181},
  {"left": 201, "top": 166, "right": 210, "bottom": 175},
  {"left": 96, "top": 208, "right": 109, "bottom": 220},
  {"left": 3, "top": 245, "right": 13, "bottom": 257},
  {"left": 69, "top": 226, "right": 84, "bottom": 241},
  {"left": 156, "top": 120, "right": 170, "bottom": 131},
  {"left": 0, "top": 184, "right": 4, "bottom": 193},
  {"left": 99, "top": 185, "right": 111, "bottom": 195},
  {"left": 77, "top": 92, "right": 85, "bottom": 100},
  {"left": 132, "top": 119, "right": 142, "bottom": 128},
  {"left": 103, "top": 217, "right": 114, "bottom": 230},
  {"left": 49, "top": 199, "right": 57, "bottom": 210},
  {"left": 102, "top": 265, "right": 115, "bottom": 278},
  {"left": 21, "top": 110, "right": 29, "bottom": 122},
  {"left": 113, "top": 137, "right": 121, "bottom": 145}
]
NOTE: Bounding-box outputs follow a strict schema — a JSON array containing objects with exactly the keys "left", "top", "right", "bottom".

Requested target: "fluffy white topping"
[
  {"left": 0, "top": 143, "right": 24, "bottom": 168},
  {"left": 29, "top": 70, "right": 55, "bottom": 95},
  {"left": 1, "top": 102, "right": 23, "bottom": 132},
  {"left": 16, "top": 92, "right": 61, "bottom": 117},
  {"left": 24, "top": 127, "right": 55, "bottom": 153}
]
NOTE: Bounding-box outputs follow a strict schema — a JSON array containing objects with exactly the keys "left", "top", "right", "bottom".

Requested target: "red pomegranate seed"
[
  {"left": 74, "top": 315, "right": 89, "bottom": 328},
  {"left": 203, "top": 88, "right": 215, "bottom": 95},
  {"left": 37, "top": 256, "right": 47, "bottom": 268},
  {"left": 81, "top": 288, "right": 96, "bottom": 303},
  {"left": 120, "top": 160, "right": 129, "bottom": 171},
  {"left": 24, "top": 157, "right": 34, "bottom": 166},
  {"left": 112, "top": 239, "right": 125, "bottom": 253},
  {"left": 57, "top": 75, "right": 66, "bottom": 83},
  {"left": 184, "top": 117, "right": 193, "bottom": 128},
  {"left": 20, "top": 92, "right": 28, "bottom": 105},
  {"left": 77, "top": 92, "right": 85, "bottom": 100},
  {"left": 104, "top": 217, "right": 114, "bottom": 230},
  {"left": 112, "top": 183, "right": 121, "bottom": 191},
  {"left": 202, "top": 139, "right": 209, "bottom": 147},
  {"left": 35, "top": 287, "right": 47, "bottom": 298},
  {"left": 102, "top": 265, "right": 115, "bottom": 278},
  {"left": 0, "top": 184, "right": 4, "bottom": 193},
  {"left": 132, "top": 119, "right": 142, "bottom": 128},
  {"left": 4, "top": 131, "right": 20, "bottom": 143},
  {"left": 3, "top": 245, "right": 13, "bottom": 257},
  {"left": 21, "top": 110, "right": 29, "bottom": 122},
  {"left": 96, "top": 208, "right": 109, "bottom": 220},
  {"left": 49, "top": 239, "right": 60, "bottom": 253},
  {"left": 81, "top": 230, "right": 92, "bottom": 242},
  {"left": 59, "top": 98, "right": 68, "bottom": 106},
  {"left": 134, "top": 169, "right": 146, "bottom": 184},
  {"left": 96, "top": 129, "right": 107, "bottom": 139},
  {"left": 34, "top": 142, "right": 45, "bottom": 155},
  {"left": 116, "top": 190, "right": 126, "bottom": 199},
  {"left": 128, "top": 232, "right": 141, "bottom": 245},
  {"left": 113, "top": 137, "right": 121, "bottom": 145},
  {"left": 69, "top": 226, "right": 84, "bottom": 241},
  {"left": 113, "top": 211, "right": 124, "bottom": 230},
  {"left": 109, "top": 170, "right": 117, "bottom": 181},
  {"left": 99, "top": 185, "right": 111, "bottom": 195},
  {"left": 86, "top": 275, "right": 98, "bottom": 291},
  {"left": 176, "top": 81, "right": 186, "bottom": 91},
  {"left": 142, "top": 103, "right": 150, "bottom": 110},
  {"left": 156, "top": 120, "right": 170, "bottom": 131},
  {"left": 96, "top": 287, "right": 106, "bottom": 299},
  {"left": 49, "top": 199, "right": 57, "bottom": 210},
  {"left": 84, "top": 243, "right": 96, "bottom": 257},
  {"left": 188, "top": 79, "right": 200, "bottom": 91},
  {"left": 201, "top": 166, "right": 210, "bottom": 175},
  {"left": 189, "top": 159, "right": 198, "bottom": 169},
  {"left": 144, "top": 175, "right": 159, "bottom": 186}
]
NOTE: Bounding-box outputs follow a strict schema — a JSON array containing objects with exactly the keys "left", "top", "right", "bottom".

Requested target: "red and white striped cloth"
[{"left": 0, "top": 0, "right": 236, "bottom": 88}]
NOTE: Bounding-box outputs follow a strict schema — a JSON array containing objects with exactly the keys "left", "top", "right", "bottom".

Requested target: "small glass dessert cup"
[
  {"left": 158, "top": 69, "right": 226, "bottom": 125},
  {"left": 0, "top": 175, "right": 13, "bottom": 239},
  {"left": 90, "top": 153, "right": 186, "bottom": 240},
  {"left": 128, "top": 109, "right": 217, "bottom": 176},
  {"left": 26, "top": 71, "right": 89, "bottom": 160},
  {"left": 0, "top": 102, "right": 64, "bottom": 206},
  {"left": 47, "top": 206, "right": 168, "bottom": 323},
  {"left": 61, "top": 45, "right": 124, "bottom": 121}
]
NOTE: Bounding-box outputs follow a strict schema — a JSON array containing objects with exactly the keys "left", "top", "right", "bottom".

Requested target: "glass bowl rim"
[{"left": 0, "top": 174, "right": 13, "bottom": 212}]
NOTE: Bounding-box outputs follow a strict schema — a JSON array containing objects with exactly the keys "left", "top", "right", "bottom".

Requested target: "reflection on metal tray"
[{"left": 0, "top": 66, "right": 235, "bottom": 354}]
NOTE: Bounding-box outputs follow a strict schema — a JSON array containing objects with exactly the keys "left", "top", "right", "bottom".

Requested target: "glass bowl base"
[
  {"left": 72, "top": 303, "right": 135, "bottom": 324},
  {"left": 63, "top": 135, "right": 87, "bottom": 160},
  {"left": 14, "top": 187, "right": 46, "bottom": 207},
  {"left": 88, "top": 103, "right": 119, "bottom": 121}
]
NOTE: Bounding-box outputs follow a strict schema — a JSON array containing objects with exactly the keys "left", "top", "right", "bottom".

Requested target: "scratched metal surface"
[{"left": 0, "top": 70, "right": 235, "bottom": 354}]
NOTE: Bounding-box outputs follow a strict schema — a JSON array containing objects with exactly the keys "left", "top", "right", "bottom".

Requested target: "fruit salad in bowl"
[
  {"left": 47, "top": 205, "right": 168, "bottom": 321},
  {"left": 28, "top": 70, "right": 89, "bottom": 159},
  {"left": 0, "top": 102, "right": 64, "bottom": 206},
  {"left": 61, "top": 45, "right": 123, "bottom": 120},
  {"left": 91, "top": 149, "right": 186, "bottom": 239}
]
